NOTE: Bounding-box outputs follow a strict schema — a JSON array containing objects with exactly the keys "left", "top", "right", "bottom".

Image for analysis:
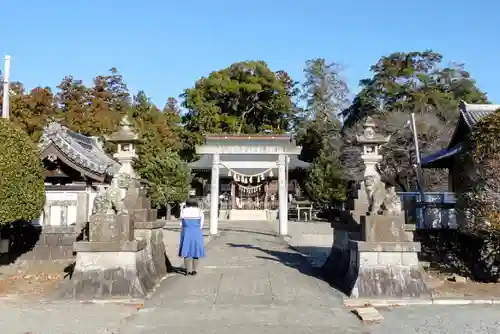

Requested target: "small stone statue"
[
  {"left": 383, "top": 186, "right": 402, "bottom": 215},
  {"left": 364, "top": 173, "right": 402, "bottom": 215},
  {"left": 92, "top": 173, "right": 132, "bottom": 215},
  {"left": 365, "top": 174, "right": 386, "bottom": 214}
]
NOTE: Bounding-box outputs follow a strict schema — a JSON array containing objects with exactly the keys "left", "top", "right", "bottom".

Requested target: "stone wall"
[
  {"left": 0, "top": 222, "right": 80, "bottom": 266},
  {"left": 414, "top": 229, "right": 500, "bottom": 282}
]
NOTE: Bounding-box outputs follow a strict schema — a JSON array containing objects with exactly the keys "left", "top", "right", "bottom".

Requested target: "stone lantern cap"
[
  {"left": 105, "top": 116, "right": 140, "bottom": 143},
  {"left": 355, "top": 116, "right": 391, "bottom": 144}
]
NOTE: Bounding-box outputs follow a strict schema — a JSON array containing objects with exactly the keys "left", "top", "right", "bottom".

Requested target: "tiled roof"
[
  {"left": 39, "top": 122, "right": 121, "bottom": 178},
  {"left": 422, "top": 101, "right": 500, "bottom": 168},
  {"left": 459, "top": 101, "right": 500, "bottom": 128}
]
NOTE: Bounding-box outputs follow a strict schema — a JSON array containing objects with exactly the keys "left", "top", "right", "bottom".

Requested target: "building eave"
[
  {"left": 421, "top": 144, "right": 463, "bottom": 169},
  {"left": 39, "top": 122, "right": 121, "bottom": 180}
]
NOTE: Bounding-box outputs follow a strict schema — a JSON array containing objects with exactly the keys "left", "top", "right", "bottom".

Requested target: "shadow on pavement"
[
  {"left": 226, "top": 242, "right": 327, "bottom": 281},
  {"left": 219, "top": 228, "right": 277, "bottom": 237},
  {"left": 165, "top": 253, "right": 186, "bottom": 275},
  {"left": 226, "top": 242, "right": 351, "bottom": 297}
]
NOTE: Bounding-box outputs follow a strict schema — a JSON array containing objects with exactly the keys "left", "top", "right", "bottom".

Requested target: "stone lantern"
[
  {"left": 356, "top": 117, "right": 390, "bottom": 178},
  {"left": 106, "top": 116, "right": 139, "bottom": 178}
]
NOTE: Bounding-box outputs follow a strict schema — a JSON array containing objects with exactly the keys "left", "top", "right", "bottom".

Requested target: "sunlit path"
[{"left": 120, "top": 220, "right": 366, "bottom": 334}]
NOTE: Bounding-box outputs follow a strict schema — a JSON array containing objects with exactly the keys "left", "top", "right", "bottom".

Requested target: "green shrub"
[
  {"left": 456, "top": 109, "right": 500, "bottom": 281},
  {"left": 0, "top": 119, "right": 45, "bottom": 225},
  {"left": 458, "top": 109, "right": 500, "bottom": 234}
]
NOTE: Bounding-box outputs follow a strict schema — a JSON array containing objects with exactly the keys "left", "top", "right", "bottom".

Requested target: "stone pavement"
[
  {"left": 3, "top": 220, "right": 500, "bottom": 333},
  {"left": 119, "top": 220, "right": 366, "bottom": 333},
  {"left": 279, "top": 220, "right": 333, "bottom": 268}
]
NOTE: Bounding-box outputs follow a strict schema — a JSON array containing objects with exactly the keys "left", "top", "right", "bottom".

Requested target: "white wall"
[{"left": 40, "top": 187, "right": 97, "bottom": 227}]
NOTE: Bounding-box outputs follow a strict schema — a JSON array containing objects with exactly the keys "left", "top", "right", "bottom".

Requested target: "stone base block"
[
  {"left": 89, "top": 213, "right": 134, "bottom": 243},
  {"left": 131, "top": 209, "right": 158, "bottom": 224},
  {"left": 62, "top": 239, "right": 156, "bottom": 300},
  {"left": 347, "top": 241, "right": 430, "bottom": 299},
  {"left": 360, "top": 214, "right": 408, "bottom": 242},
  {"left": 135, "top": 221, "right": 167, "bottom": 281},
  {"left": 349, "top": 265, "right": 430, "bottom": 299}
]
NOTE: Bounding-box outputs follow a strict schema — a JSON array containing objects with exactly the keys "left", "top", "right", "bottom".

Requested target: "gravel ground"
[
  {"left": 370, "top": 304, "right": 500, "bottom": 333},
  {"left": 0, "top": 299, "right": 137, "bottom": 334}
]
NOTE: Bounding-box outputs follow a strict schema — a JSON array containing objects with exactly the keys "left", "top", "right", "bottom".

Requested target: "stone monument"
[
  {"left": 107, "top": 116, "right": 167, "bottom": 282},
  {"left": 63, "top": 116, "right": 165, "bottom": 299},
  {"left": 346, "top": 117, "right": 429, "bottom": 299}
]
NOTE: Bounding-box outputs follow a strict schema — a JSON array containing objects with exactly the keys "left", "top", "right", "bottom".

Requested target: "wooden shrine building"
[
  {"left": 188, "top": 134, "right": 310, "bottom": 236},
  {"left": 38, "top": 122, "right": 120, "bottom": 228},
  {"left": 421, "top": 101, "right": 500, "bottom": 192}
]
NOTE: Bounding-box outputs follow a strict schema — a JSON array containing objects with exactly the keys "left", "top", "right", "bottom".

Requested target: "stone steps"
[{"left": 228, "top": 210, "right": 268, "bottom": 221}]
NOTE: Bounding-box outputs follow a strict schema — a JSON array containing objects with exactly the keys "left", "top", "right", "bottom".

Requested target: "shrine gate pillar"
[
  {"left": 278, "top": 154, "right": 288, "bottom": 236},
  {"left": 209, "top": 153, "right": 220, "bottom": 235}
]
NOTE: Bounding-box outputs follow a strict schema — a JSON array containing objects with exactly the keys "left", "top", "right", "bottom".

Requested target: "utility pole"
[
  {"left": 410, "top": 113, "right": 421, "bottom": 167},
  {"left": 2, "top": 55, "right": 10, "bottom": 119},
  {"left": 410, "top": 112, "right": 426, "bottom": 227}
]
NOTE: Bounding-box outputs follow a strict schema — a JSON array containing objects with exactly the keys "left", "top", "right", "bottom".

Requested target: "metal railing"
[{"left": 398, "top": 192, "right": 457, "bottom": 229}]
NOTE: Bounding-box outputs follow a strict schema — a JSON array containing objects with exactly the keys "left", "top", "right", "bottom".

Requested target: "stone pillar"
[
  {"left": 210, "top": 153, "right": 220, "bottom": 235},
  {"left": 278, "top": 154, "right": 288, "bottom": 236},
  {"left": 231, "top": 182, "right": 236, "bottom": 209},
  {"left": 76, "top": 192, "right": 89, "bottom": 229}
]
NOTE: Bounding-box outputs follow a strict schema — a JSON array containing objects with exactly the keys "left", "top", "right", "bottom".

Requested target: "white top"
[{"left": 180, "top": 206, "right": 204, "bottom": 228}]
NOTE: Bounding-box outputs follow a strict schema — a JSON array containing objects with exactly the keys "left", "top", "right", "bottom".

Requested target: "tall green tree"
[
  {"left": 296, "top": 58, "right": 349, "bottom": 203},
  {"left": 181, "top": 61, "right": 295, "bottom": 158},
  {"left": 138, "top": 149, "right": 191, "bottom": 219},
  {"left": 2, "top": 83, "right": 57, "bottom": 142},
  {"left": 0, "top": 119, "right": 45, "bottom": 225},
  {"left": 342, "top": 51, "right": 487, "bottom": 125},
  {"left": 297, "top": 59, "right": 348, "bottom": 161},
  {"left": 131, "top": 91, "right": 188, "bottom": 214},
  {"left": 56, "top": 68, "right": 130, "bottom": 136}
]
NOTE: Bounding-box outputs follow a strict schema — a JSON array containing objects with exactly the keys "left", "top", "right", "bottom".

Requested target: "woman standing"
[{"left": 179, "top": 198, "right": 205, "bottom": 275}]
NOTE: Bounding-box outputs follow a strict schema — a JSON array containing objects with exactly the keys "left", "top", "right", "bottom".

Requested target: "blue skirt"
[{"left": 178, "top": 217, "right": 205, "bottom": 258}]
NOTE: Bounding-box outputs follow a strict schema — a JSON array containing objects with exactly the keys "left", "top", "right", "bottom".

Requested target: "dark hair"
[{"left": 185, "top": 198, "right": 199, "bottom": 208}]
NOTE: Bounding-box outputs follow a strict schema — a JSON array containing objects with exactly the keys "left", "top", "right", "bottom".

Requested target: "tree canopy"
[
  {"left": 0, "top": 52, "right": 492, "bottom": 216},
  {"left": 296, "top": 58, "right": 348, "bottom": 204},
  {"left": 181, "top": 61, "right": 295, "bottom": 157},
  {"left": 340, "top": 50, "right": 488, "bottom": 191}
]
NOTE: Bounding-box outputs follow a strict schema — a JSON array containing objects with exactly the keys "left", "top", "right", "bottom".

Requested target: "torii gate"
[{"left": 193, "top": 135, "right": 306, "bottom": 236}]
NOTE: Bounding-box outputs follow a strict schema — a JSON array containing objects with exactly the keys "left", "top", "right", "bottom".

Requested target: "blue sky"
[{"left": 1, "top": 0, "right": 499, "bottom": 108}]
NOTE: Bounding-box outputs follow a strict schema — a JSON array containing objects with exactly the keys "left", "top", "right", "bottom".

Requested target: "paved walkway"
[
  {"left": 120, "top": 220, "right": 366, "bottom": 333},
  {"left": 4, "top": 220, "right": 500, "bottom": 333}
]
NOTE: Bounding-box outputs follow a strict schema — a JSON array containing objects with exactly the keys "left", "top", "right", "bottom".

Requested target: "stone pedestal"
[
  {"left": 323, "top": 214, "right": 430, "bottom": 299},
  {"left": 344, "top": 214, "right": 430, "bottom": 299},
  {"left": 134, "top": 220, "right": 167, "bottom": 282},
  {"left": 63, "top": 213, "right": 156, "bottom": 299},
  {"left": 360, "top": 214, "right": 408, "bottom": 242},
  {"left": 347, "top": 240, "right": 430, "bottom": 299},
  {"left": 130, "top": 208, "right": 158, "bottom": 225},
  {"left": 63, "top": 238, "right": 155, "bottom": 299}
]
